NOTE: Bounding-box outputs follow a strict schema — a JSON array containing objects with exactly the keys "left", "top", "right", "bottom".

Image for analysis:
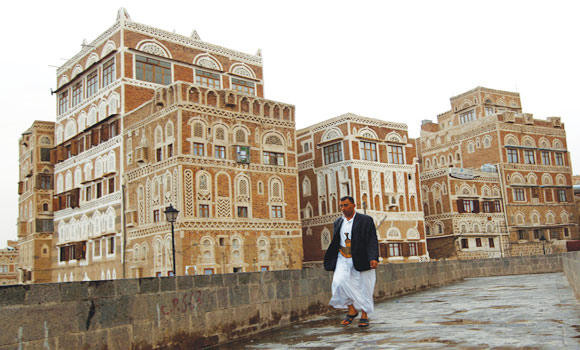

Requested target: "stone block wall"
[
  {"left": 0, "top": 253, "right": 569, "bottom": 349},
  {"left": 562, "top": 251, "right": 580, "bottom": 300}
]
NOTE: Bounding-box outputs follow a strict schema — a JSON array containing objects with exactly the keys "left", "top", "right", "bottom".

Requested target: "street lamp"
[
  {"left": 164, "top": 204, "right": 179, "bottom": 276},
  {"left": 539, "top": 234, "right": 546, "bottom": 255}
]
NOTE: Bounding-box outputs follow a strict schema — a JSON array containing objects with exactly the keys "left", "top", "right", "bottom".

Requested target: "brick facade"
[{"left": 298, "top": 114, "right": 427, "bottom": 264}]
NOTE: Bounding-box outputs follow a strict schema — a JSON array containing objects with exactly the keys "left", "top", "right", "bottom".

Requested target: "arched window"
[
  {"left": 302, "top": 177, "right": 311, "bottom": 197},
  {"left": 320, "top": 228, "right": 331, "bottom": 250}
]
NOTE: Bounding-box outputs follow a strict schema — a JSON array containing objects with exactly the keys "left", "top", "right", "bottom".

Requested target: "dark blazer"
[{"left": 323, "top": 212, "right": 379, "bottom": 272}]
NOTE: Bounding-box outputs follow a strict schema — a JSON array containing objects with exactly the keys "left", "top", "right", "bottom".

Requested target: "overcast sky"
[{"left": 1, "top": 0, "right": 579, "bottom": 247}]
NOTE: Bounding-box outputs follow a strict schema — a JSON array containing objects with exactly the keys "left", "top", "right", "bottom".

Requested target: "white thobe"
[{"left": 329, "top": 213, "right": 376, "bottom": 314}]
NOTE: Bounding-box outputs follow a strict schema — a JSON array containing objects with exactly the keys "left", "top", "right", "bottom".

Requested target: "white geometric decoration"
[
  {"left": 140, "top": 43, "right": 169, "bottom": 58},
  {"left": 197, "top": 57, "right": 219, "bottom": 70}
]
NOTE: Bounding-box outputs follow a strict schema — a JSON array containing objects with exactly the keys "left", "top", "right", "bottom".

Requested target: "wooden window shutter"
[
  {"left": 101, "top": 124, "right": 109, "bottom": 142},
  {"left": 92, "top": 129, "right": 99, "bottom": 146},
  {"left": 50, "top": 149, "right": 57, "bottom": 163},
  {"left": 418, "top": 242, "right": 425, "bottom": 256},
  {"left": 56, "top": 146, "right": 65, "bottom": 162},
  {"left": 379, "top": 243, "right": 388, "bottom": 258},
  {"left": 71, "top": 188, "right": 80, "bottom": 208},
  {"left": 71, "top": 140, "right": 79, "bottom": 156},
  {"left": 75, "top": 243, "right": 82, "bottom": 260},
  {"left": 402, "top": 243, "right": 410, "bottom": 257},
  {"left": 457, "top": 199, "right": 464, "bottom": 213},
  {"left": 473, "top": 200, "right": 480, "bottom": 213},
  {"left": 18, "top": 181, "right": 23, "bottom": 195},
  {"left": 52, "top": 196, "right": 59, "bottom": 211}
]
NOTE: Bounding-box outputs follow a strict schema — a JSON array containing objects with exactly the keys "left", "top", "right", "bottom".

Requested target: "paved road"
[{"left": 218, "top": 272, "right": 580, "bottom": 349}]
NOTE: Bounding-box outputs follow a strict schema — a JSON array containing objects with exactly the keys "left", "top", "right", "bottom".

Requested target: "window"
[
  {"left": 136, "top": 55, "right": 171, "bottom": 85},
  {"left": 494, "top": 200, "right": 501, "bottom": 212},
  {"left": 388, "top": 145, "right": 404, "bottom": 164},
  {"left": 203, "top": 268, "right": 214, "bottom": 275},
  {"left": 263, "top": 151, "right": 284, "bottom": 166},
  {"left": 461, "top": 239, "right": 469, "bottom": 249},
  {"left": 485, "top": 107, "right": 494, "bottom": 116},
  {"left": 233, "top": 267, "right": 242, "bottom": 273},
  {"left": 518, "top": 230, "right": 526, "bottom": 240},
  {"left": 85, "top": 186, "right": 92, "bottom": 201},
  {"left": 541, "top": 151, "right": 551, "bottom": 165},
  {"left": 39, "top": 174, "right": 52, "bottom": 189},
  {"left": 260, "top": 266, "right": 269, "bottom": 272},
  {"left": 482, "top": 201, "right": 491, "bottom": 213},
  {"left": 459, "top": 110, "right": 476, "bottom": 124},
  {"left": 156, "top": 148, "right": 162, "bottom": 161},
  {"left": 408, "top": 243, "right": 418, "bottom": 256},
  {"left": 59, "top": 91, "right": 69, "bottom": 114},
  {"left": 167, "top": 144, "right": 173, "bottom": 158},
  {"left": 388, "top": 243, "right": 401, "bottom": 256},
  {"left": 102, "top": 59, "right": 115, "bottom": 87},
  {"left": 237, "top": 206, "right": 248, "bottom": 218},
  {"left": 195, "top": 69, "right": 220, "bottom": 89},
  {"left": 96, "top": 182, "right": 102, "bottom": 198},
  {"left": 524, "top": 150, "right": 535, "bottom": 164},
  {"left": 551, "top": 230, "right": 560, "bottom": 240},
  {"left": 513, "top": 188, "right": 525, "bottom": 201},
  {"left": 531, "top": 187, "right": 539, "bottom": 199},
  {"left": 475, "top": 238, "right": 482, "bottom": 247},
  {"left": 231, "top": 78, "right": 255, "bottom": 95},
  {"left": 271, "top": 205, "right": 283, "bottom": 218},
  {"left": 86, "top": 71, "right": 98, "bottom": 97},
  {"left": 302, "top": 142, "right": 310, "bottom": 153},
  {"left": 564, "top": 228, "right": 570, "bottom": 237},
  {"left": 324, "top": 143, "right": 342, "bottom": 165},
  {"left": 558, "top": 189, "right": 567, "bottom": 202},
  {"left": 108, "top": 178, "right": 115, "bottom": 194},
  {"left": 193, "top": 143, "right": 204, "bottom": 156},
  {"left": 199, "top": 204, "right": 209, "bottom": 218},
  {"left": 94, "top": 239, "right": 101, "bottom": 257},
  {"left": 72, "top": 82, "right": 83, "bottom": 107},
  {"left": 215, "top": 145, "right": 226, "bottom": 159},
  {"left": 533, "top": 229, "right": 540, "bottom": 240},
  {"left": 36, "top": 219, "right": 53, "bottom": 232},
  {"left": 359, "top": 141, "right": 377, "bottom": 161},
  {"left": 462, "top": 200, "right": 475, "bottom": 213},
  {"left": 488, "top": 238, "right": 495, "bottom": 248},
  {"left": 153, "top": 209, "right": 160, "bottom": 223},
  {"left": 40, "top": 148, "right": 51, "bottom": 162},
  {"left": 544, "top": 189, "right": 553, "bottom": 202},
  {"left": 108, "top": 237, "right": 115, "bottom": 255},
  {"left": 506, "top": 149, "right": 519, "bottom": 163},
  {"left": 236, "top": 146, "right": 250, "bottom": 163},
  {"left": 555, "top": 152, "right": 564, "bottom": 166}
]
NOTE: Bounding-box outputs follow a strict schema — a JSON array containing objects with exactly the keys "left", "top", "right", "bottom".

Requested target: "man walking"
[{"left": 324, "top": 196, "right": 379, "bottom": 327}]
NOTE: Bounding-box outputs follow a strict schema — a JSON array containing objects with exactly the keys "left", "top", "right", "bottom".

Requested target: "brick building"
[
  {"left": 0, "top": 241, "right": 18, "bottom": 285},
  {"left": 17, "top": 121, "right": 55, "bottom": 283},
  {"left": 419, "top": 87, "right": 578, "bottom": 258},
  {"left": 420, "top": 166, "right": 508, "bottom": 259},
  {"left": 298, "top": 113, "right": 428, "bottom": 264},
  {"left": 41, "top": 8, "right": 301, "bottom": 281}
]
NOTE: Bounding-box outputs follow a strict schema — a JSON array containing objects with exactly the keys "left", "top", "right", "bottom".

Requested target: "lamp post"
[
  {"left": 363, "top": 201, "right": 367, "bottom": 215},
  {"left": 539, "top": 234, "right": 546, "bottom": 255},
  {"left": 164, "top": 204, "right": 179, "bottom": 276}
]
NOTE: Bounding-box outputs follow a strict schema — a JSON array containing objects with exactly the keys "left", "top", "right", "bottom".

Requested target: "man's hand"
[{"left": 370, "top": 260, "right": 378, "bottom": 269}]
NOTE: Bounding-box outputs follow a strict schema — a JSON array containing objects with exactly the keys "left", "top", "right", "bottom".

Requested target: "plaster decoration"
[
  {"left": 107, "top": 93, "right": 120, "bottom": 115},
  {"left": 406, "top": 228, "right": 420, "bottom": 240},
  {"left": 360, "top": 127, "right": 378, "bottom": 139},
  {"left": 386, "top": 227, "right": 402, "bottom": 240},
  {"left": 101, "top": 40, "right": 116, "bottom": 58},
  {"left": 216, "top": 198, "right": 231, "bottom": 218},
  {"left": 560, "top": 211, "right": 569, "bottom": 224},
  {"left": 74, "top": 167, "right": 82, "bottom": 188},
  {"left": 64, "top": 119, "right": 77, "bottom": 140},
  {"left": 98, "top": 100, "right": 107, "bottom": 122},
  {"left": 385, "top": 131, "right": 403, "bottom": 143},
  {"left": 320, "top": 228, "right": 331, "bottom": 250},
  {"left": 372, "top": 171, "right": 381, "bottom": 193},
  {"left": 184, "top": 170, "right": 194, "bottom": 217},
  {"left": 190, "top": 30, "right": 200, "bottom": 40},
  {"left": 556, "top": 174, "right": 567, "bottom": 185},
  {"left": 85, "top": 53, "right": 99, "bottom": 70},
  {"left": 116, "top": 7, "right": 132, "bottom": 23},
  {"left": 509, "top": 172, "right": 525, "bottom": 185},
  {"left": 546, "top": 211, "right": 555, "bottom": 224},
  {"left": 328, "top": 171, "right": 337, "bottom": 194},
  {"left": 138, "top": 41, "right": 170, "bottom": 58},
  {"left": 195, "top": 55, "right": 221, "bottom": 70},
  {"left": 88, "top": 106, "right": 97, "bottom": 126},
  {"left": 56, "top": 125, "right": 64, "bottom": 145},
  {"left": 396, "top": 172, "right": 405, "bottom": 193},
  {"left": 522, "top": 136, "right": 536, "bottom": 148},
  {"left": 317, "top": 173, "right": 326, "bottom": 194},
  {"left": 322, "top": 128, "right": 344, "bottom": 141},
  {"left": 526, "top": 173, "right": 537, "bottom": 185},
  {"left": 230, "top": 64, "right": 256, "bottom": 79},
  {"left": 384, "top": 171, "right": 394, "bottom": 192},
  {"left": 71, "top": 65, "right": 83, "bottom": 79},
  {"left": 269, "top": 177, "right": 284, "bottom": 202},
  {"left": 553, "top": 138, "right": 564, "bottom": 150},
  {"left": 78, "top": 112, "right": 87, "bottom": 131},
  {"left": 302, "top": 177, "right": 312, "bottom": 197},
  {"left": 539, "top": 137, "right": 550, "bottom": 148},
  {"left": 138, "top": 186, "right": 145, "bottom": 224},
  {"left": 58, "top": 75, "right": 69, "bottom": 88}
]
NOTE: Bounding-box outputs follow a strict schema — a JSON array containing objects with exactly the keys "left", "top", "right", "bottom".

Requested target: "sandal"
[
  {"left": 340, "top": 312, "right": 358, "bottom": 326},
  {"left": 358, "top": 318, "right": 369, "bottom": 328}
]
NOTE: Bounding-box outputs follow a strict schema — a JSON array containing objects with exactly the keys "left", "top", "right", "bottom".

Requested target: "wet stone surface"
[{"left": 218, "top": 273, "right": 580, "bottom": 349}]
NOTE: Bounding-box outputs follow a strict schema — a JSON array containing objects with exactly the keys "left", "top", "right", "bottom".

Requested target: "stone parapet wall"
[
  {"left": 562, "top": 251, "right": 580, "bottom": 300},
  {"left": 0, "top": 253, "right": 570, "bottom": 349}
]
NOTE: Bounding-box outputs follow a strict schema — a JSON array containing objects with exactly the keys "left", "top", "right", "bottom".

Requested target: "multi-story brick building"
[
  {"left": 17, "top": 121, "right": 55, "bottom": 283},
  {"left": 419, "top": 87, "right": 578, "bottom": 258},
  {"left": 44, "top": 8, "right": 300, "bottom": 281},
  {"left": 420, "top": 166, "right": 509, "bottom": 259},
  {"left": 298, "top": 113, "right": 428, "bottom": 264},
  {"left": 0, "top": 241, "right": 18, "bottom": 285}
]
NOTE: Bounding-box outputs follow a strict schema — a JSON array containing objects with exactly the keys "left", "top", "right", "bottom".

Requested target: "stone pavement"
[{"left": 218, "top": 273, "right": 580, "bottom": 349}]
